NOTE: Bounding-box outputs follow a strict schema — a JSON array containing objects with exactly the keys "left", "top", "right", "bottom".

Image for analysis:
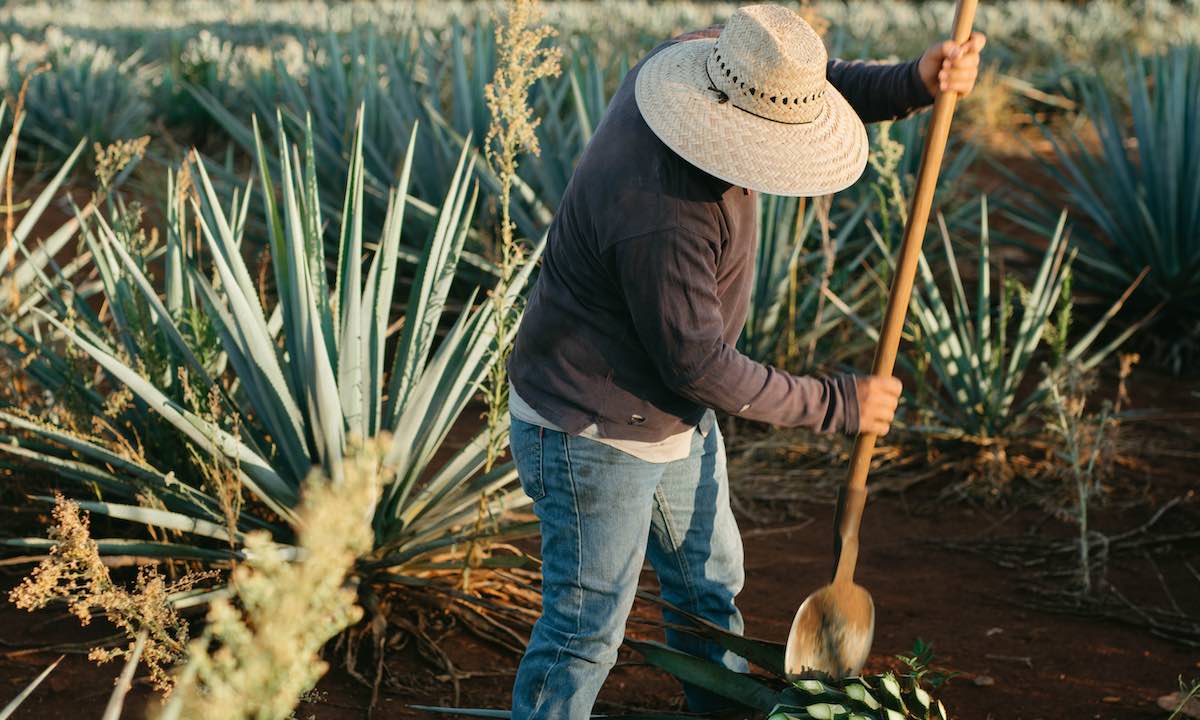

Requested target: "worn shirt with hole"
[{"left": 508, "top": 31, "right": 934, "bottom": 446}]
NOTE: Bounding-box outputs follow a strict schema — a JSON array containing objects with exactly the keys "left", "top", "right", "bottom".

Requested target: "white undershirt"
[{"left": 508, "top": 383, "right": 698, "bottom": 463}]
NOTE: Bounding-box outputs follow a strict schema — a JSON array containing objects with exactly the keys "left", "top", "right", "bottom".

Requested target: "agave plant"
[
  {"left": 149, "top": 29, "right": 250, "bottom": 143},
  {"left": 191, "top": 27, "right": 481, "bottom": 232},
  {"left": 0, "top": 31, "right": 152, "bottom": 163},
  {"left": 1028, "top": 44, "right": 1200, "bottom": 371},
  {"left": 740, "top": 113, "right": 977, "bottom": 373},
  {"left": 740, "top": 193, "right": 874, "bottom": 369},
  {"left": 837, "top": 198, "right": 1154, "bottom": 440},
  {"left": 1, "top": 110, "right": 540, "bottom": 587},
  {"left": 0, "top": 100, "right": 154, "bottom": 338}
]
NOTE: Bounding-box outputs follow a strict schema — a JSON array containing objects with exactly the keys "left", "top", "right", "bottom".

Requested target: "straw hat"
[{"left": 635, "top": 4, "right": 868, "bottom": 197}]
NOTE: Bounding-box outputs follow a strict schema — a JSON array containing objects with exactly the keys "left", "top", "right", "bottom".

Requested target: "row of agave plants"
[
  {"left": 0, "top": 24, "right": 1176, "bottom": 568},
  {"left": 0, "top": 112, "right": 1158, "bottom": 720},
  {"left": 2, "top": 83, "right": 968, "bottom": 716},
  {"left": 4, "top": 0, "right": 1198, "bottom": 87},
  {"left": 0, "top": 14, "right": 1190, "bottom": 720},
  {"left": 4, "top": 11, "right": 1197, "bottom": 367}
]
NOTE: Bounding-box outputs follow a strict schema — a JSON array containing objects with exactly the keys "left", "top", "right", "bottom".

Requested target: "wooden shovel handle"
[{"left": 834, "top": 0, "right": 979, "bottom": 579}]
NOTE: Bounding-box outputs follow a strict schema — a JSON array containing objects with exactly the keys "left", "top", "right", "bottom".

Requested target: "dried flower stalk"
[
  {"left": 159, "top": 437, "right": 387, "bottom": 720},
  {"left": 9, "top": 494, "right": 207, "bottom": 691},
  {"left": 482, "top": 0, "right": 561, "bottom": 470}
]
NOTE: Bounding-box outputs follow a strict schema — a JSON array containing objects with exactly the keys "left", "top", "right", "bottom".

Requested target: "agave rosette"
[
  {"left": 834, "top": 198, "right": 1155, "bottom": 439},
  {"left": 1, "top": 109, "right": 541, "bottom": 587},
  {"left": 1028, "top": 44, "right": 1200, "bottom": 370}
]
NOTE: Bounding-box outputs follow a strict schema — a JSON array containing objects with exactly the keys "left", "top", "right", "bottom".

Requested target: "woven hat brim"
[{"left": 635, "top": 39, "right": 868, "bottom": 197}]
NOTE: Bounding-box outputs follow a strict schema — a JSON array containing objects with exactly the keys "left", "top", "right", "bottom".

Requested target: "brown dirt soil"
[
  {"left": 2, "top": 487, "right": 1197, "bottom": 720},
  {"left": 2, "top": 372, "right": 1197, "bottom": 720}
]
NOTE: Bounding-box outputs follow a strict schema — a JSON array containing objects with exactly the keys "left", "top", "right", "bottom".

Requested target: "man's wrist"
[
  {"left": 910, "top": 56, "right": 937, "bottom": 106},
  {"left": 840, "top": 373, "right": 861, "bottom": 436}
]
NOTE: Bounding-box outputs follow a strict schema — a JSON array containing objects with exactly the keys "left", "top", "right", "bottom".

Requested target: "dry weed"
[
  {"left": 94, "top": 135, "right": 150, "bottom": 192},
  {"left": 481, "top": 0, "right": 561, "bottom": 470},
  {"left": 8, "top": 493, "right": 210, "bottom": 691},
  {"left": 159, "top": 437, "right": 388, "bottom": 720}
]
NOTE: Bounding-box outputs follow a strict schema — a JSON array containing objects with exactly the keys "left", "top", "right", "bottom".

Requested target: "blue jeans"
[{"left": 509, "top": 414, "right": 747, "bottom": 719}]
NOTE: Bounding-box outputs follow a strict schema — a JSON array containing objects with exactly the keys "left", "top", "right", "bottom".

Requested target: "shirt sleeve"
[
  {"left": 610, "top": 226, "right": 859, "bottom": 434},
  {"left": 826, "top": 58, "right": 935, "bottom": 123}
]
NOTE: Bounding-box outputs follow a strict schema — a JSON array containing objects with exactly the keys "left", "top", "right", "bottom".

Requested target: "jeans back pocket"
[{"left": 509, "top": 418, "right": 546, "bottom": 502}]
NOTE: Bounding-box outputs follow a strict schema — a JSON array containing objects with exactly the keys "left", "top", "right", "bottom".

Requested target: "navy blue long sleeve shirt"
[{"left": 508, "top": 33, "right": 933, "bottom": 442}]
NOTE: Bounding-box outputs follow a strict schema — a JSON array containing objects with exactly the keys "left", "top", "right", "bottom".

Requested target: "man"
[{"left": 506, "top": 5, "right": 985, "bottom": 717}]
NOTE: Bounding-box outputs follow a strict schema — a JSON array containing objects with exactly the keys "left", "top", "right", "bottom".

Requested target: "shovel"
[{"left": 784, "top": 0, "right": 980, "bottom": 678}]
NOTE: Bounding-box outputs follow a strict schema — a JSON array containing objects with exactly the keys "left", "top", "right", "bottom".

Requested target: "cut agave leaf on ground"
[
  {"left": 623, "top": 600, "right": 953, "bottom": 719},
  {"left": 626, "top": 639, "right": 783, "bottom": 712},
  {"left": 636, "top": 591, "right": 788, "bottom": 677}
]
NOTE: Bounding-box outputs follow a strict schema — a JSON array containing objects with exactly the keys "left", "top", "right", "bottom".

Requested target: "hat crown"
[{"left": 707, "top": 4, "right": 828, "bottom": 124}]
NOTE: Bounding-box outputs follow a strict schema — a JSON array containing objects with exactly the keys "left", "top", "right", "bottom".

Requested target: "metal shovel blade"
[{"left": 784, "top": 579, "right": 875, "bottom": 678}]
